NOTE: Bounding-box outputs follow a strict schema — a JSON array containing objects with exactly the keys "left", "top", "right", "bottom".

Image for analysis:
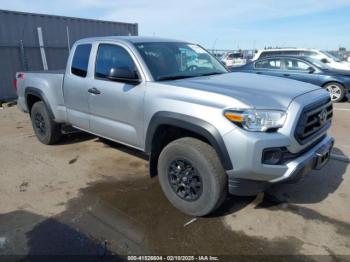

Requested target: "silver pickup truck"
[{"left": 16, "top": 36, "right": 334, "bottom": 216}]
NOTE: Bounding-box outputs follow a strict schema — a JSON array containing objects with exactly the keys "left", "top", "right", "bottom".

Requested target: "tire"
[
  {"left": 324, "top": 82, "right": 345, "bottom": 102},
  {"left": 157, "top": 137, "right": 227, "bottom": 216},
  {"left": 30, "top": 101, "right": 62, "bottom": 145}
]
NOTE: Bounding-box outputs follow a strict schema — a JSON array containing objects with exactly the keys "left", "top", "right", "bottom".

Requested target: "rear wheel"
[
  {"left": 324, "top": 82, "right": 345, "bottom": 102},
  {"left": 157, "top": 137, "right": 227, "bottom": 216},
  {"left": 30, "top": 101, "right": 62, "bottom": 145}
]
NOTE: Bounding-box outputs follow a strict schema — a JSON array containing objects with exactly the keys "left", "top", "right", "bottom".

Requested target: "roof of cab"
[{"left": 76, "top": 36, "right": 189, "bottom": 45}]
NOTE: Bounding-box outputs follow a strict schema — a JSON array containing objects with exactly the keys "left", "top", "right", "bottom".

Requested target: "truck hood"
[{"left": 165, "top": 72, "right": 321, "bottom": 110}]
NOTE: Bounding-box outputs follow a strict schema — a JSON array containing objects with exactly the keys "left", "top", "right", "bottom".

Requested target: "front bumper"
[
  {"left": 269, "top": 135, "right": 334, "bottom": 183},
  {"left": 226, "top": 135, "right": 334, "bottom": 195}
]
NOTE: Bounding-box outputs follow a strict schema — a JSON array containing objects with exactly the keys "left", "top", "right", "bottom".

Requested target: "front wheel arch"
[
  {"left": 145, "top": 112, "right": 233, "bottom": 172},
  {"left": 157, "top": 137, "right": 227, "bottom": 216}
]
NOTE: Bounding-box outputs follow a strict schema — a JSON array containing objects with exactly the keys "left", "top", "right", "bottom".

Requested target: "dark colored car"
[{"left": 234, "top": 56, "right": 350, "bottom": 102}]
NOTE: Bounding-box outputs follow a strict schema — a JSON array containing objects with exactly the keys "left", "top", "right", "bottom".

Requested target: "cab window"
[
  {"left": 71, "top": 44, "right": 92, "bottom": 77},
  {"left": 95, "top": 44, "right": 137, "bottom": 79}
]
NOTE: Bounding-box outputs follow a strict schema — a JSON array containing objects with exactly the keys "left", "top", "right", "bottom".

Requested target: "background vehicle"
[
  {"left": 235, "top": 55, "right": 350, "bottom": 102},
  {"left": 220, "top": 52, "right": 247, "bottom": 68},
  {"left": 346, "top": 54, "right": 350, "bottom": 62},
  {"left": 253, "top": 48, "right": 350, "bottom": 71},
  {"left": 15, "top": 37, "right": 333, "bottom": 216}
]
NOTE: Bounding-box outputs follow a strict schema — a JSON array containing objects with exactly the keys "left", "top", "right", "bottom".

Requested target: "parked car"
[
  {"left": 221, "top": 52, "right": 247, "bottom": 67},
  {"left": 15, "top": 37, "right": 334, "bottom": 216},
  {"left": 235, "top": 55, "right": 350, "bottom": 102},
  {"left": 253, "top": 48, "right": 350, "bottom": 71}
]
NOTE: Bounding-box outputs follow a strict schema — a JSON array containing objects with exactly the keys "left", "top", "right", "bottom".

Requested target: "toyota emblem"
[{"left": 318, "top": 109, "right": 328, "bottom": 125}]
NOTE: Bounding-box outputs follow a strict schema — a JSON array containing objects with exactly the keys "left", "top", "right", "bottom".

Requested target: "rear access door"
[{"left": 63, "top": 44, "right": 93, "bottom": 130}]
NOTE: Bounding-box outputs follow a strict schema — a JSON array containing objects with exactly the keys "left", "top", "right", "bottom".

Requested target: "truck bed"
[{"left": 16, "top": 70, "right": 67, "bottom": 122}]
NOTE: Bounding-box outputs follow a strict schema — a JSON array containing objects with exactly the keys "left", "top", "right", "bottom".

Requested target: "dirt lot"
[{"left": 0, "top": 102, "right": 349, "bottom": 259}]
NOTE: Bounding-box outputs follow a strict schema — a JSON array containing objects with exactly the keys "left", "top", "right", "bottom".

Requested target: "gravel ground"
[{"left": 0, "top": 102, "right": 349, "bottom": 260}]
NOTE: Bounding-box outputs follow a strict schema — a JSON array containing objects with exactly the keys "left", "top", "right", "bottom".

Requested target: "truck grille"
[{"left": 295, "top": 97, "right": 332, "bottom": 144}]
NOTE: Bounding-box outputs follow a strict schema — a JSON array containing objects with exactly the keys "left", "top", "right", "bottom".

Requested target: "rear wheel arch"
[
  {"left": 30, "top": 101, "right": 62, "bottom": 144},
  {"left": 25, "top": 87, "right": 55, "bottom": 119},
  {"left": 145, "top": 112, "right": 233, "bottom": 177}
]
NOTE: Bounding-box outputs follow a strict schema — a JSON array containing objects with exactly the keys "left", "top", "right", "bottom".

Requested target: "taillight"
[
  {"left": 14, "top": 73, "right": 24, "bottom": 93},
  {"left": 13, "top": 79, "right": 17, "bottom": 91}
]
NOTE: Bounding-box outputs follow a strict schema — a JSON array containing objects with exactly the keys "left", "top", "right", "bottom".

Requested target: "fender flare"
[
  {"left": 25, "top": 87, "right": 55, "bottom": 119},
  {"left": 145, "top": 111, "right": 233, "bottom": 170}
]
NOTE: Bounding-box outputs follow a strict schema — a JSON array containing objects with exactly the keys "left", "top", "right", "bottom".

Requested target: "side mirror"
[
  {"left": 321, "top": 58, "right": 329, "bottom": 64},
  {"left": 308, "top": 67, "right": 315, "bottom": 74},
  {"left": 108, "top": 68, "right": 140, "bottom": 85}
]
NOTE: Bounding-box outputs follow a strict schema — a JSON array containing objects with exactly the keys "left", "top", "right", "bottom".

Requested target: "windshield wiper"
[
  {"left": 157, "top": 75, "right": 195, "bottom": 81},
  {"left": 157, "top": 72, "right": 224, "bottom": 81}
]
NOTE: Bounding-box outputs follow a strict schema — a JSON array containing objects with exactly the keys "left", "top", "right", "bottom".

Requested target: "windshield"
[
  {"left": 135, "top": 42, "right": 228, "bottom": 81},
  {"left": 320, "top": 51, "right": 342, "bottom": 62}
]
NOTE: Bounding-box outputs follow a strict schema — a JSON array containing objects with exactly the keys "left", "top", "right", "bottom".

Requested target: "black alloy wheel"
[
  {"left": 34, "top": 112, "right": 46, "bottom": 136},
  {"left": 168, "top": 159, "right": 203, "bottom": 201}
]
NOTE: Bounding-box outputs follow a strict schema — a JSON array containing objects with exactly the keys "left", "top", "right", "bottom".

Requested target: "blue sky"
[{"left": 1, "top": 0, "right": 350, "bottom": 50}]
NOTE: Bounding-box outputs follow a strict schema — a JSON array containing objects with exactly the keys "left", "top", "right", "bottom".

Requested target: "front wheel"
[
  {"left": 30, "top": 101, "right": 62, "bottom": 145},
  {"left": 157, "top": 137, "right": 227, "bottom": 216},
  {"left": 324, "top": 82, "right": 345, "bottom": 102}
]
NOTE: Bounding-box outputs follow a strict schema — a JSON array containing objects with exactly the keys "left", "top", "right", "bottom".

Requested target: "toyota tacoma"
[{"left": 16, "top": 36, "right": 334, "bottom": 216}]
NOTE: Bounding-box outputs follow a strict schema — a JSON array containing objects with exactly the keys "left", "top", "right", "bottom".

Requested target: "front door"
[{"left": 88, "top": 43, "right": 145, "bottom": 148}]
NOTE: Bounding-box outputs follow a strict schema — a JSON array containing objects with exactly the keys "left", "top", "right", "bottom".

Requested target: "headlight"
[{"left": 224, "top": 109, "right": 287, "bottom": 132}]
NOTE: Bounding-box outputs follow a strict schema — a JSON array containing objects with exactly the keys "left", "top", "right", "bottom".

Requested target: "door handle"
[
  {"left": 256, "top": 72, "right": 262, "bottom": 74},
  {"left": 283, "top": 73, "right": 290, "bottom": 77},
  {"left": 88, "top": 87, "right": 101, "bottom": 95}
]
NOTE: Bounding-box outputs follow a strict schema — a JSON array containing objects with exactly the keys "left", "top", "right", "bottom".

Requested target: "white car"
[
  {"left": 221, "top": 52, "right": 247, "bottom": 67},
  {"left": 253, "top": 48, "right": 350, "bottom": 71}
]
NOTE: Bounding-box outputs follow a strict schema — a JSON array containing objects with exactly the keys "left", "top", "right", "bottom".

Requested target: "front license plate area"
[{"left": 314, "top": 143, "right": 332, "bottom": 170}]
